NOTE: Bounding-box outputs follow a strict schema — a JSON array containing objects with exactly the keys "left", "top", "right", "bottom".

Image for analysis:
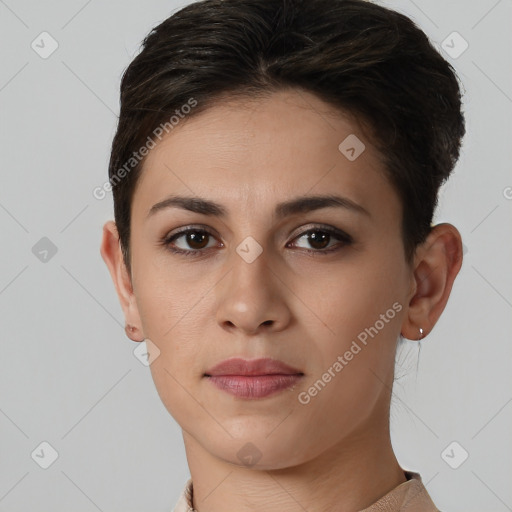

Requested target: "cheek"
[
  {"left": 148, "top": 354, "right": 202, "bottom": 418},
  {"left": 296, "top": 252, "right": 405, "bottom": 345},
  {"left": 297, "top": 255, "right": 406, "bottom": 406},
  {"left": 137, "top": 275, "right": 213, "bottom": 428},
  {"left": 132, "top": 248, "right": 211, "bottom": 340},
  {"left": 132, "top": 260, "right": 214, "bottom": 407}
]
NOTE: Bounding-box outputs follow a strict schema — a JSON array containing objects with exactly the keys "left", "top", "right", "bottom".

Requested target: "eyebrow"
[{"left": 147, "top": 194, "right": 370, "bottom": 220}]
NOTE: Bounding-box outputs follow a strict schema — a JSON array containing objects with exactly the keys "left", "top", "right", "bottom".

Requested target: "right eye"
[{"left": 162, "top": 227, "right": 221, "bottom": 257}]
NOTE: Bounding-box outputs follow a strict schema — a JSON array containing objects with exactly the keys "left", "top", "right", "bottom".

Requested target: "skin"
[{"left": 101, "top": 88, "right": 463, "bottom": 512}]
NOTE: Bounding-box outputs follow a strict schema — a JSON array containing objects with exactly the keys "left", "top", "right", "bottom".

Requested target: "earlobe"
[
  {"left": 400, "top": 223, "right": 463, "bottom": 341},
  {"left": 100, "top": 220, "right": 144, "bottom": 341},
  {"left": 400, "top": 326, "right": 424, "bottom": 342},
  {"left": 125, "top": 323, "right": 145, "bottom": 343}
]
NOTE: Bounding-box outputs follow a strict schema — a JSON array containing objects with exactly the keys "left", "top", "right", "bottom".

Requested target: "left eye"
[{"left": 289, "top": 228, "right": 352, "bottom": 253}]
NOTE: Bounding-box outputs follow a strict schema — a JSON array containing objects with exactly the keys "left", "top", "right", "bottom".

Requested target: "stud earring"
[{"left": 418, "top": 327, "right": 424, "bottom": 341}]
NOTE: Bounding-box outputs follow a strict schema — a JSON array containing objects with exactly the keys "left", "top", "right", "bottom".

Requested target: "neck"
[{"left": 183, "top": 419, "right": 406, "bottom": 512}]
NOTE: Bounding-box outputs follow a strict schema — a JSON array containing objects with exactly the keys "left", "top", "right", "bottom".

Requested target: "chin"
[{"left": 204, "top": 433, "right": 310, "bottom": 470}]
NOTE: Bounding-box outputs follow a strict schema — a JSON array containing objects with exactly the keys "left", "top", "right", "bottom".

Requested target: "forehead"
[{"left": 132, "top": 88, "right": 399, "bottom": 222}]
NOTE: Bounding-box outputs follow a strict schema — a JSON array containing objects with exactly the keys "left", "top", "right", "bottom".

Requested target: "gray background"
[{"left": 0, "top": 0, "right": 510, "bottom": 510}]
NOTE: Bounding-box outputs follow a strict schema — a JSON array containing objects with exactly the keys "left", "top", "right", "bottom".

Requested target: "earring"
[{"left": 418, "top": 327, "right": 424, "bottom": 341}]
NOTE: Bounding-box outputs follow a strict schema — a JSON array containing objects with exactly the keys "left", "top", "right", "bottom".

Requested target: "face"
[{"left": 124, "top": 89, "right": 414, "bottom": 468}]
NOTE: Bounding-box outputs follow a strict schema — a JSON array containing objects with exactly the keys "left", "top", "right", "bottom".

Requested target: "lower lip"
[{"left": 205, "top": 374, "right": 303, "bottom": 399}]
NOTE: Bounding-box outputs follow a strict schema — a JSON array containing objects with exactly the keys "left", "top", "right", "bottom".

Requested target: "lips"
[
  {"left": 204, "top": 357, "right": 304, "bottom": 399},
  {"left": 204, "top": 357, "right": 303, "bottom": 377}
]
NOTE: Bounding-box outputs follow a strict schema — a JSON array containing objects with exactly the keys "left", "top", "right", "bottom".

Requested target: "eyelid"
[
  {"left": 288, "top": 223, "right": 352, "bottom": 241},
  {"left": 165, "top": 224, "right": 222, "bottom": 241}
]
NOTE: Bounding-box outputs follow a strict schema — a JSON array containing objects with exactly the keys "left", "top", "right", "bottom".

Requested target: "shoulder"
[
  {"left": 171, "top": 478, "right": 194, "bottom": 512},
  {"left": 359, "top": 471, "right": 440, "bottom": 512}
]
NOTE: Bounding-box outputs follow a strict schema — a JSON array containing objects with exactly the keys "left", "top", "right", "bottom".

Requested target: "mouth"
[
  {"left": 204, "top": 356, "right": 303, "bottom": 377},
  {"left": 204, "top": 357, "right": 304, "bottom": 399}
]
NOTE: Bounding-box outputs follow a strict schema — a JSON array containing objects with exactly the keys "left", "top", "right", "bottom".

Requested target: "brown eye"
[
  {"left": 183, "top": 230, "right": 210, "bottom": 249},
  {"left": 306, "top": 231, "right": 330, "bottom": 250},
  {"left": 164, "top": 228, "right": 219, "bottom": 256},
  {"left": 290, "top": 227, "right": 352, "bottom": 253}
]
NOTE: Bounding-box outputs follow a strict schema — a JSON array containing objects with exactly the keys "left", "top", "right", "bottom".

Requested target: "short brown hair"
[{"left": 108, "top": 0, "right": 465, "bottom": 274}]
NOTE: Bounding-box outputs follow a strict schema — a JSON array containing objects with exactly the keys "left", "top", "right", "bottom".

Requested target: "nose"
[{"left": 215, "top": 244, "right": 292, "bottom": 335}]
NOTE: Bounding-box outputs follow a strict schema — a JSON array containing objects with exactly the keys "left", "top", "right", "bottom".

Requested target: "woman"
[{"left": 100, "top": 0, "right": 465, "bottom": 510}]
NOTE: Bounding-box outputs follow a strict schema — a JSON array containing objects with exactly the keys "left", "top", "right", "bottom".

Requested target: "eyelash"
[{"left": 161, "top": 225, "right": 353, "bottom": 258}]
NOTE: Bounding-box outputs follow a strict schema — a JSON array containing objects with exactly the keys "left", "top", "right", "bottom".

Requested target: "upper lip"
[{"left": 204, "top": 357, "right": 303, "bottom": 377}]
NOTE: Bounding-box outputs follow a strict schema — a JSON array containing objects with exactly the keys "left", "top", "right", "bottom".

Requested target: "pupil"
[
  {"left": 188, "top": 231, "right": 208, "bottom": 249},
  {"left": 309, "top": 231, "right": 329, "bottom": 249}
]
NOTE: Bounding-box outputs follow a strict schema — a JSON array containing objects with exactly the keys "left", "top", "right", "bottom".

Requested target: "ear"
[
  {"left": 100, "top": 220, "right": 144, "bottom": 342},
  {"left": 401, "top": 223, "right": 463, "bottom": 341}
]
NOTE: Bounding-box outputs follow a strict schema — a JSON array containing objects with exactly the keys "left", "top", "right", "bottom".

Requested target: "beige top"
[{"left": 172, "top": 471, "right": 439, "bottom": 512}]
